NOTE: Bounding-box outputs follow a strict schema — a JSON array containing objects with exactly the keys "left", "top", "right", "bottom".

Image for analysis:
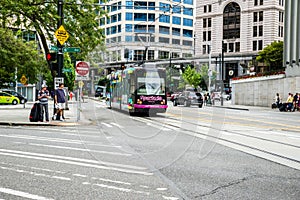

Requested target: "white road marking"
[
  {"left": 0, "top": 149, "right": 152, "bottom": 176},
  {"left": 156, "top": 188, "right": 168, "bottom": 191},
  {"left": 22, "top": 142, "right": 131, "bottom": 156},
  {"left": 0, "top": 134, "right": 121, "bottom": 148},
  {"left": 0, "top": 188, "right": 53, "bottom": 200},
  {"left": 101, "top": 122, "right": 113, "bottom": 127},
  {"left": 93, "top": 183, "right": 150, "bottom": 195},
  {"left": 110, "top": 122, "right": 124, "bottom": 128},
  {"left": 92, "top": 177, "right": 131, "bottom": 185},
  {"left": 162, "top": 195, "right": 179, "bottom": 200}
]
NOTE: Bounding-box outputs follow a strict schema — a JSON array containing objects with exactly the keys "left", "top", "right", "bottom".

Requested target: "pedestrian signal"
[{"left": 46, "top": 53, "right": 57, "bottom": 62}]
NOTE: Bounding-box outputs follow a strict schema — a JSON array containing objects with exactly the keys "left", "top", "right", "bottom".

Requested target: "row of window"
[
  {"left": 124, "top": 35, "right": 193, "bottom": 46},
  {"left": 125, "top": 24, "right": 193, "bottom": 38},
  {"left": 106, "top": 49, "right": 192, "bottom": 62},
  {"left": 123, "top": 13, "right": 193, "bottom": 26}
]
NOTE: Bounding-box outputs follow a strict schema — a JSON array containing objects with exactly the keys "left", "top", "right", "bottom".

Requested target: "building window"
[
  {"left": 253, "top": 41, "right": 257, "bottom": 51},
  {"left": 208, "top": 18, "right": 211, "bottom": 27},
  {"left": 258, "top": 40, "right": 263, "bottom": 50},
  {"left": 159, "top": 37, "right": 170, "bottom": 44},
  {"left": 148, "top": 50, "right": 154, "bottom": 60},
  {"left": 223, "top": 2, "right": 241, "bottom": 39},
  {"left": 253, "top": 12, "right": 258, "bottom": 22},
  {"left": 126, "top": 12, "right": 133, "bottom": 20},
  {"left": 183, "top": 29, "right": 193, "bottom": 37},
  {"left": 204, "top": 4, "right": 212, "bottom": 13},
  {"left": 259, "top": 25, "right": 263, "bottom": 36},
  {"left": 125, "top": 24, "right": 133, "bottom": 32},
  {"left": 208, "top": 31, "right": 211, "bottom": 41},
  {"left": 235, "top": 42, "right": 240, "bottom": 52},
  {"left": 148, "top": 25, "right": 155, "bottom": 33},
  {"left": 159, "top": 14, "right": 170, "bottom": 23},
  {"left": 134, "top": 13, "right": 147, "bottom": 21},
  {"left": 183, "top": 18, "right": 193, "bottom": 27},
  {"left": 183, "top": 40, "right": 192, "bottom": 46},
  {"left": 202, "top": 45, "right": 207, "bottom": 54},
  {"left": 159, "top": 51, "right": 169, "bottom": 59},
  {"left": 183, "top": 7, "right": 193, "bottom": 16},
  {"left": 135, "top": 25, "right": 147, "bottom": 33},
  {"left": 203, "top": 18, "right": 207, "bottom": 28},
  {"left": 148, "top": 14, "right": 155, "bottom": 21},
  {"left": 183, "top": 0, "right": 193, "bottom": 6},
  {"left": 278, "top": 26, "right": 284, "bottom": 37},
  {"left": 259, "top": 11, "right": 263, "bottom": 21},
  {"left": 279, "top": 0, "right": 284, "bottom": 6},
  {"left": 173, "top": 16, "right": 181, "bottom": 25},
  {"left": 160, "top": 3, "right": 170, "bottom": 12},
  {"left": 172, "top": 39, "right": 180, "bottom": 45},
  {"left": 159, "top": 26, "right": 170, "bottom": 34},
  {"left": 172, "top": 28, "right": 180, "bottom": 36},
  {"left": 254, "top": 0, "right": 263, "bottom": 6},
  {"left": 203, "top": 31, "right": 206, "bottom": 41},
  {"left": 279, "top": 11, "right": 284, "bottom": 22},
  {"left": 126, "top": 1, "right": 133, "bottom": 9},
  {"left": 253, "top": 26, "right": 257, "bottom": 37}
]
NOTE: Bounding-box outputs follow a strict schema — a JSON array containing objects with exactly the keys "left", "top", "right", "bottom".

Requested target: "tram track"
[{"left": 135, "top": 113, "right": 300, "bottom": 170}]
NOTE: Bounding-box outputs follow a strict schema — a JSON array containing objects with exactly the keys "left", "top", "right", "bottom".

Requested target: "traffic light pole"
[{"left": 57, "top": 0, "right": 63, "bottom": 77}]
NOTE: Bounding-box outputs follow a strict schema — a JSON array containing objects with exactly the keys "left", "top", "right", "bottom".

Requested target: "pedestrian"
[
  {"left": 69, "top": 91, "right": 73, "bottom": 101},
  {"left": 38, "top": 84, "right": 50, "bottom": 122},
  {"left": 53, "top": 83, "right": 66, "bottom": 121},
  {"left": 275, "top": 93, "right": 281, "bottom": 108},
  {"left": 286, "top": 93, "right": 294, "bottom": 111},
  {"left": 293, "top": 93, "right": 298, "bottom": 111}
]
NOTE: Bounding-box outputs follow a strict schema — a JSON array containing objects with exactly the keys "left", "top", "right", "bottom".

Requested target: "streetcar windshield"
[{"left": 137, "top": 77, "right": 165, "bottom": 95}]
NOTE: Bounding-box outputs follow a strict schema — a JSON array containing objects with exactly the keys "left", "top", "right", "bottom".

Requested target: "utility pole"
[
  {"left": 57, "top": 0, "right": 64, "bottom": 77},
  {"left": 221, "top": 40, "right": 225, "bottom": 106}
]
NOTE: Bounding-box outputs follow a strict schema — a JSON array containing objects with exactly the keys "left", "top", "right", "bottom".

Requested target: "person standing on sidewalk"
[
  {"left": 38, "top": 84, "right": 50, "bottom": 122},
  {"left": 53, "top": 83, "right": 66, "bottom": 121}
]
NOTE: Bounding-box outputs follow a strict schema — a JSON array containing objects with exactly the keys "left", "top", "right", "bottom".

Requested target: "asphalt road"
[{"left": 0, "top": 99, "right": 299, "bottom": 199}]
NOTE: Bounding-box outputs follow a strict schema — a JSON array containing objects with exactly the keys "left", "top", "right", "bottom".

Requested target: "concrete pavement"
[
  {"left": 0, "top": 99, "right": 90, "bottom": 126},
  {"left": 0, "top": 97, "right": 272, "bottom": 127}
]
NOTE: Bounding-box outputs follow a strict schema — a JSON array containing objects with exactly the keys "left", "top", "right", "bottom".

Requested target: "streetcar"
[{"left": 107, "top": 63, "right": 168, "bottom": 115}]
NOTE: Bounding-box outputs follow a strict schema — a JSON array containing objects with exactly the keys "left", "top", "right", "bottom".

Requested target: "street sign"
[
  {"left": 50, "top": 46, "right": 58, "bottom": 52},
  {"left": 55, "top": 25, "right": 69, "bottom": 45},
  {"left": 20, "top": 75, "right": 27, "bottom": 85},
  {"left": 63, "top": 47, "right": 81, "bottom": 53},
  {"left": 62, "top": 68, "right": 73, "bottom": 73},
  {"left": 76, "top": 61, "right": 90, "bottom": 76}
]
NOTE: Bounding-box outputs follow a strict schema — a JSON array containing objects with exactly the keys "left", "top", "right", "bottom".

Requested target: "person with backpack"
[{"left": 38, "top": 84, "right": 50, "bottom": 122}]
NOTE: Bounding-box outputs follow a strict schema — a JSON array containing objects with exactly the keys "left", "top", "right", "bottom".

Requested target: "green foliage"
[
  {"left": 182, "top": 66, "right": 201, "bottom": 90},
  {"left": 0, "top": 28, "right": 48, "bottom": 88},
  {"left": 256, "top": 41, "right": 283, "bottom": 70},
  {"left": 0, "top": 0, "right": 106, "bottom": 66},
  {"left": 63, "top": 54, "right": 76, "bottom": 91}
]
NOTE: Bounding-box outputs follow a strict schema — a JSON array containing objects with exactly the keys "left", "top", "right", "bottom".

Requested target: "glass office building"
[{"left": 98, "top": 0, "right": 195, "bottom": 65}]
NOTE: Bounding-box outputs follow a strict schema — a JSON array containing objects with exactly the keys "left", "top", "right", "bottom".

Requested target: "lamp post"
[
  {"left": 221, "top": 40, "right": 225, "bottom": 106},
  {"left": 57, "top": 0, "right": 64, "bottom": 77}
]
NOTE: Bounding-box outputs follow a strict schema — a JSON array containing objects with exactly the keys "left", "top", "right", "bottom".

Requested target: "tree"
[
  {"left": 0, "top": 0, "right": 106, "bottom": 70},
  {"left": 0, "top": 28, "right": 48, "bottom": 88},
  {"left": 256, "top": 41, "right": 283, "bottom": 71},
  {"left": 182, "top": 66, "right": 201, "bottom": 90}
]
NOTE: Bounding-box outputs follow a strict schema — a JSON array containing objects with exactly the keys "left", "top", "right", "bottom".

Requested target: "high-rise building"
[
  {"left": 98, "top": 0, "right": 195, "bottom": 67},
  {"left": 195, "top": 0, "right": 284, "bottom": 83}
]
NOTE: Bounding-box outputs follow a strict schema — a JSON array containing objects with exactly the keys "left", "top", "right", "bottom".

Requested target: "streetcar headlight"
[
  {"left": 137, "top": 99, "right": 142, "bottom": 104},
  {"left": 161, "top": 99, "right": 165, "bottom": 104}
]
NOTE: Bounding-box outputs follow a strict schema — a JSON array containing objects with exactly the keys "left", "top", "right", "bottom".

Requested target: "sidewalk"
[{"left": 0, "top": 100, "right": 90, "bottom": 126}]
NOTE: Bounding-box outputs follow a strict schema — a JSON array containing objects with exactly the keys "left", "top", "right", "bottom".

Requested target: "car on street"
[
  {"left": 95, "top": 86, "right": 106, "bottom": 98},
  {"left": 0, "top": 91, "right": 20, "bottom": 105},
  {"left": 173, "top": 91, "right": 203, "bottom": 107},
  {"left": 0, "top": 89, "right": 27, "bottom": 104}
]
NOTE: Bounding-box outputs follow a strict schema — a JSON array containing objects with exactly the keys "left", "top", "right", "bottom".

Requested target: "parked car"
[
  {"left": 0, "top": 91, "right": 20, "bottom": 105},
  {"left": 170, "top": 92, "right": 180, "bottom": 102},
  {"left": 1, "top": 89, "right": 27, "bottom": 104},
  {"left": 173, "top": 91, "right": 203, "bottom": 107}
]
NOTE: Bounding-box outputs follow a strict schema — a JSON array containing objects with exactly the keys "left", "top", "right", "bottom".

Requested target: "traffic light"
[{"left": 46, "top": 52, "right": 57, "bottom": 62}]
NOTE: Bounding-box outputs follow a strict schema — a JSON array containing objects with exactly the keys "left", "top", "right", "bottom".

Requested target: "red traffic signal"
[{"left": 46, "top": 52, "right": 57, "bottom": 62}]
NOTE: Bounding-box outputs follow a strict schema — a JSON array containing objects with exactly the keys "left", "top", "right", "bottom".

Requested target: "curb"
[{"left": 213, "top": 106, "right": 249, "bottom": 111}]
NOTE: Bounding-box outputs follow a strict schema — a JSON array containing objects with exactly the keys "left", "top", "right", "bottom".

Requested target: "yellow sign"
[
  {"left": 55, "top": 25, "right": 69, "bottom": 45},
  {"left": 20, "top": 75, "right": 27, "bottom": 85},
  {"left": 78, "top": 80, "right": 84, "bottom": 88}
]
